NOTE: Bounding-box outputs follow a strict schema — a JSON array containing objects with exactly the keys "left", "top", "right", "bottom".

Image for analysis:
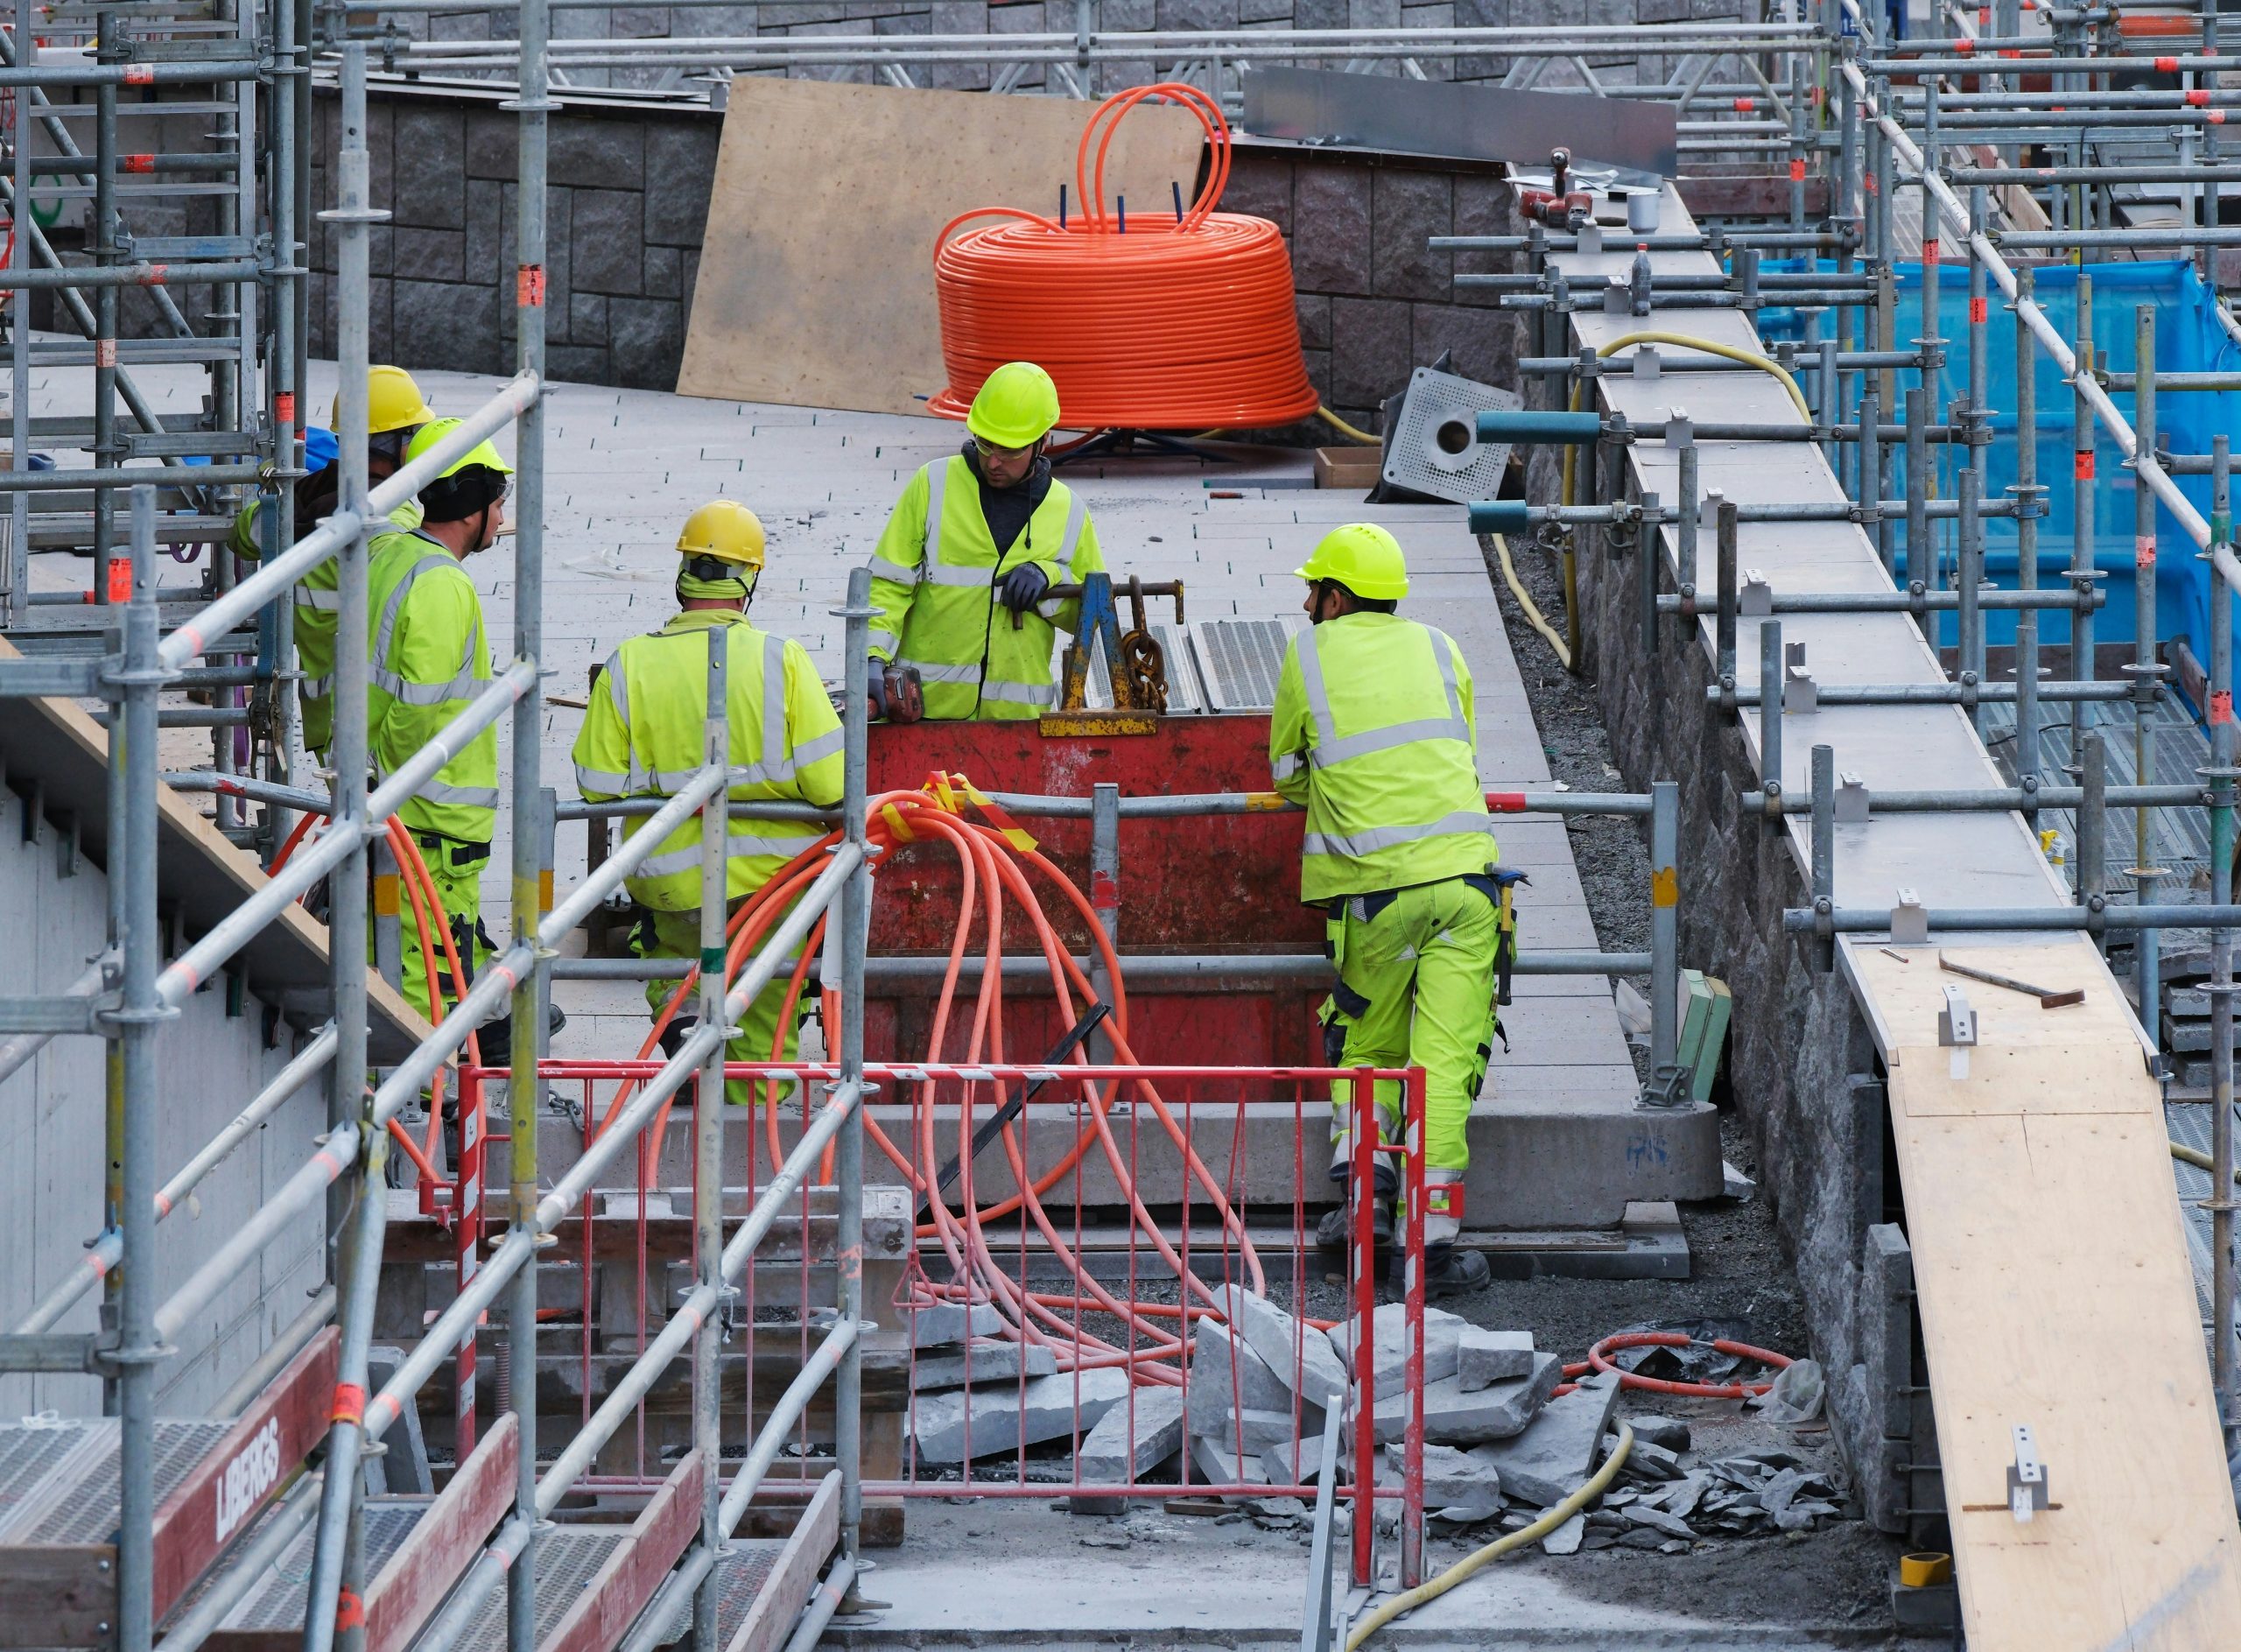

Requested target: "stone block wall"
[
  {"left": 1523, "top": 399, "right": 1907, "bottom": 1527},
  {"left": 309, "top": 82, "right": 1528, "bottom": 425},
  {"left": 306, "top": 84, "right": 719, "bottom": 389},
  {"left": 1226, "top": 137, "right": 1523, "bottom": 434}
]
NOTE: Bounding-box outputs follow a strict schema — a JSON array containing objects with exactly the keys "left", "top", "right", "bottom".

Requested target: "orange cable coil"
[{"left": 930, "top": 83, "right": 1320, "bottom": 433}]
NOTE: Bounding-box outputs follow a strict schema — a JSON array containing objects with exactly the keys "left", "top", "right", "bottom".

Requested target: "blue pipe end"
[
  {"left": 1469, "top": 501, "right": 1534, "bottom": 534},
  {"left": 1477, "top": 409, "right": 1604, "bottom": 444}
]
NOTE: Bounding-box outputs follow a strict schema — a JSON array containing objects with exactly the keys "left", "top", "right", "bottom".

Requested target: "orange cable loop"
[{"left": 928, "top": 83, "right": 1318, "bottom": 434}]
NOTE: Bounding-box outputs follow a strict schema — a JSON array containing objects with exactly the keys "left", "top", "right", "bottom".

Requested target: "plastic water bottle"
[{"left": 1630, "top": 244, "right": 1654, "bottom": 317}]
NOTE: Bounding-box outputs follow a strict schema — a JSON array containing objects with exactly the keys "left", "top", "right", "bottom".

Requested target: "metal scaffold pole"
[
  {"left": 302, "top": 29, "right": 380, "bottom": 1652},
  {"left": 503, "top": 0, "right": 554, "bottom": 1641}
]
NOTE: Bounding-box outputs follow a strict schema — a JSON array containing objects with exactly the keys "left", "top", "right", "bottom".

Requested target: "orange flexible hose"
[
  {"left": 604, "top": 783, "right": 1267, "bottom": 1377},
  {"left": 928, "top": 83, "right": 1318, "bottom": 432}
]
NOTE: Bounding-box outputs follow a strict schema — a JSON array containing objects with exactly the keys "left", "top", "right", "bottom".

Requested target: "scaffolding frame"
[{"left": 2, "top": 2, "right": 2240, "bottom": 1648}]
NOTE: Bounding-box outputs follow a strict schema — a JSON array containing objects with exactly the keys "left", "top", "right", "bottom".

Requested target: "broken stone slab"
[
  {"left": 1190, "top": 1433, "right": 1273, "bottom": 1500},
  {"left": 1541, "top": 1511, "right": 1587, "bottom": 1555},
  {"left": 1621, "top": 1503, "right": 1697, "bottom": 1540},
  {"left": 1471, "top": 1371, "right": 1624, "bottom": 1506},
  {"left": 1375, "top": 1353, "right": 1563, "bottom": 1445},
  {"left": 911, "top": 1366, "right": 1128, "bottom": 1464},
  {"left": 1262, "top": 1431, "right": 1345, "bottom": 1486},
  {"left": 910, "top": 1339, "right": 1059, "bottom": 1391},
  {"left": 1626, "top": 1415, "right": 1691, "bottom": 1452},
  {"left": 1186, "top": 1319, "right": 1297, "bottom": 1436},
  {"left": 1198, "top": 1407, "right": 1323, "bottom": 1453},
  {"left": 1217, "top": 1283, "right": 1350, "bottom": 1406},
  {"left": 1387, "top": 1440, "right": 1501, "bottom": 1506},
  {"left": 906, "top": 1302, "right": 1002, "bottom": 1349},
  {"left": 1456, "top": 1328, "right": 1535, "bottom": 1392},
  {"left": 1612, "top": 1433, "right": 1684, "bottom": 1480},
  {"left": 1327, "top": 1301, "right": 1466, "bottom": 1388},
  {"left": 1070, "top": 1384, "right": 1186, "bottom": 1515}
]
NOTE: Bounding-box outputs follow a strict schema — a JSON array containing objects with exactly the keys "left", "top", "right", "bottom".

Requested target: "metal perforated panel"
[
  {"left": 0, "top": 1423, "right": 106, "bottom": 1541},
  {"left": 1380, "top": 367, "right": 1520, "bottom": 506},
  {"left": 221, "top": 1501, "right": 425, "bottom": 1630},
  {"left": 1187, "top": 619, "right": 1302, "bottom": 713},
  {"left": 1085, "top": 622, "right": 1205, "bottom": 714},
  {"left": 627, "top": 1541, "right": 783, "bottom": 1648},
  {"left": 28, "top": 1421, "right": 235, "bottom": 1543},
  {"left": 443, "top": 1528, "right": 625, "bottom": 1652}
]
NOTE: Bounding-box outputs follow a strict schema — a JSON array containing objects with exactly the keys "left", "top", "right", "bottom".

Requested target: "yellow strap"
[
  {"left": 881, "top": 802, "right": 916, "bottom": 842},
  {"left": 954, "top": 773, "right": 1038, "bottom": 854}
]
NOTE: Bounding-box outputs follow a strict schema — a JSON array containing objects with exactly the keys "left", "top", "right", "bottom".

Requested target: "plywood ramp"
[
  {"left": 1849, "top": 938, "right": 2241, "bottom": 1649},
  {"left": 678, "top": 78, "right": 1204, "bottom": 415}
]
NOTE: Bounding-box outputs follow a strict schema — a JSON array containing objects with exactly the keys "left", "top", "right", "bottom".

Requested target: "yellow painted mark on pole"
[{"left": 1652, "top": 867, "right": 1678, "bottom": 908}]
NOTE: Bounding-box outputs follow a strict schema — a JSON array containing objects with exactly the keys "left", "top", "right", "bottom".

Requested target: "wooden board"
[
  {"left": 539, "top": 1451, "right": 704, "bottom": 1652},
  {"left": 725, "top": 1472, "right": 839, "bottom": 1652},
  {"left": 677, "top": 79, "right": 1205, "bottom": 416},
  {"left": 1851, "top": 938, "right": 2241, "bottom": 1650},
  {"left": 0, "top": 637, "right": 434, "bottom": 1062},
  {"left": 150, "top": 1328, "right": 339, "bottom": 1624},
  {"left": 364, "top": 1413, "right": 517, "bottom": 1652}
]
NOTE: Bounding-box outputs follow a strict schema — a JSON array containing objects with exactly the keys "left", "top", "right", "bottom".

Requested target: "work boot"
[
  {"left": 1317, "top": 1153, "right": 1398, "bottom": 1258},
  {"left": 1421, "top": 1242, "right": 1492, "bottom": 1299},
  {"left": 1416, "top": 1165, "right": 1486, "bottom": 1297},
  {"left": 1317, "top": 1194, "right": 1395, "bottom": 1256}
]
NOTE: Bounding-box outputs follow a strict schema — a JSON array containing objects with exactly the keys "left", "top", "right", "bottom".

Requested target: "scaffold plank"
[{"left": 1857, "top": 938, "right": 2241, "bottom": 1649}]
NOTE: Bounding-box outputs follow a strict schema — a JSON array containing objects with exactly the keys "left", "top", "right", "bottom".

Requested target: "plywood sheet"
[
  {"left": 678, "top": 79, "right": 1205, "bottom": 416},
  {"left": 1870, "top": 939, "right": 2241, "bottom": 1650}
]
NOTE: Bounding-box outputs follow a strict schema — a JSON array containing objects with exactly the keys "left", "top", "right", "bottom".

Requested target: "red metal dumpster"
[{"left": 864, "top": 714, "right": 1327, "bottom": 1069}]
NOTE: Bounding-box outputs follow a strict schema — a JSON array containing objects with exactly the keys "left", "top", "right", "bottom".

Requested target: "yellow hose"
[
  {"left": 1492, "top": 531, "right": 1572, "bottom": 671},
  {"left": 2173, "top": 1140, "right": 2241, "bottom": 1183},
  {"left": 1345, "top": 1422, "right": 1634, "bottom": 1649},
  {"left": 1549, "top": 333, "right": 1813, "bottom": 671},
  {"left": 1317, "top": 404, "right": 1381, "bottom": 446}
]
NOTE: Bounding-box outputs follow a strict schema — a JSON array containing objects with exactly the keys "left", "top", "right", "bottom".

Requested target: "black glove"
[
  {"left": 998, "top": 561, "right": 1051, "bottom": 615},
  {"left": 864, "top": 659, "right": 889, "bottom": 721}
]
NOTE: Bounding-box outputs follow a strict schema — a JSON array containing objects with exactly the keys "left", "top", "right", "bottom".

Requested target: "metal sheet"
[
  {"left": 1382, "top": 368, "right": 1520, "bottom": 507},
  {"left": 1240, "top": 65, "right": 1676, "bottom": 180}
]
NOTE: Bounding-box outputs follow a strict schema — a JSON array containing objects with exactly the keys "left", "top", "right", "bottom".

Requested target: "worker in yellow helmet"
[
  {"left": 364, "top": 418, "right": 508, "bottom": 1026},
  {"left": 864, "top": 362, "right": 1106, "bottom": 719},
  {"left": 1272, "top": 524, "right": 1501, "bottom": 1298},
  {"left": 229, "top": 364, "right": 437, "bottom": 757},
  {"left": 572, "top": 501, "right": 845, "bottom": 1107}
]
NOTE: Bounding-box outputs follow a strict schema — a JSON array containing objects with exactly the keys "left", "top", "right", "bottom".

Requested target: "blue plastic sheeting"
[{"left": 1760, "top": 261, "right": 2241, "bottom": 664}]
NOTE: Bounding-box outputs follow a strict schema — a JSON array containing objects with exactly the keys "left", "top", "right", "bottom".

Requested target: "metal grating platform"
[
  {"left": 0, "top": 1419, "right": 234, "bottom": 1543},
  {"left": 624, "top": 1540, "right": 784, "bottom": 1648},
  {"left": 218, "top": 1500, "right": 428, "bottom": 1631},
  {"left": 0, "top": 1424, "right": 106, "bottom": 1537},
  {"left": 1186, "top": 618, "right": 1301, "bottom": 712},
  {"left": 1085, "top": 620, "right": 1205, "bottom": 714},
  {"left": 429, "top": 1527, "right": 627, "bottom": 1652}
]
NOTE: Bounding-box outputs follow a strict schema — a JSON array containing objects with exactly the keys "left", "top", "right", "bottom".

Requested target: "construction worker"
[
  {"left": 365, "top": 418, "right": 507, "bottom": 1027},
  {"left": 864, "top": 361, "right": 1105, "bottom": 720},
  {"left": 571, "top": 501, "right": 844, "bottom": 1107},
  {"left": 1271, "top": 524, "right": 1499, "bottom": 1298},
  {"left": 230, "top": 365, "right": 437, "bottom": 758}
]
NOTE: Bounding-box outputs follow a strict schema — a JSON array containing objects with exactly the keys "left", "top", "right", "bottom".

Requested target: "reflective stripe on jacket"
[
  {"left": 570, "top": 610, "right": 844, "bottom": 912},
  {"left": 366, "top": 529, "right": 498, "bottom": 845},
  {"left": 229, "top": 494, "right": 424, "bottom": 754},
  {"left": 1269, "top": 612, "right": 1496, "bottom": 904},
  {"left": 864, "top": 454, "right": 1103, "bottom": 721}
]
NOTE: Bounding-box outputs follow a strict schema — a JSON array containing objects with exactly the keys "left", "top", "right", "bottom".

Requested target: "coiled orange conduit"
[{"left": 930, "top": 82, "right": 1321, "bottom": 434}]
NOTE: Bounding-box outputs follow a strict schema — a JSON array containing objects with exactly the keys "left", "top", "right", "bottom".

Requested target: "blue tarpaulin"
[{"left": 1760, "top": 260, "right": 2241, "bottom": 668}]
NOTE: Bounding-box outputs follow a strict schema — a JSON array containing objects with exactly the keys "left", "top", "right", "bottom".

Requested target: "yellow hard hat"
[
  {"left": 333, "top": 364, "right": 437, "bottom": 437},
  {"left": 404, "top": 418, "right": 513, "bottom": 480},
  {"left": 966, "top": 362, "right": 1061, "bottom": 450},
  {"left": 405, "top": 418, "right": 513, "bottom": 524},
  {"left": 1296, "top": 523, "right": 1409, "bottom": 601},
  {"left": 677, "top": 500, "right": 766, "bottom": 573}
]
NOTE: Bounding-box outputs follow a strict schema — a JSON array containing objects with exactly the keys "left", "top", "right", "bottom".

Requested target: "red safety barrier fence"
[{"left": 445, "top": 1057, "right": 1428, "bottom": 1591}]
